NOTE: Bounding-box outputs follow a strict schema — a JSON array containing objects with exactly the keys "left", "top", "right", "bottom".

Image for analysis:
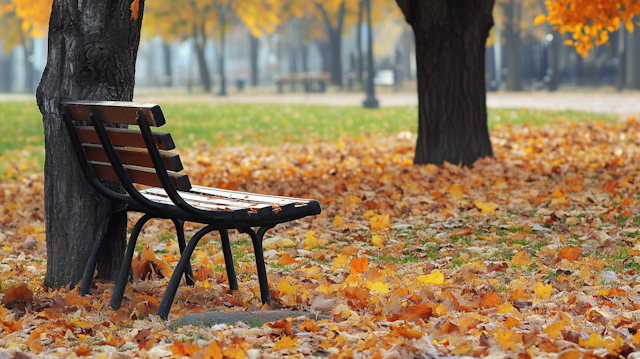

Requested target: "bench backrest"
[{"left": 61, "top": 101, "right": 192, "bottom": 198}]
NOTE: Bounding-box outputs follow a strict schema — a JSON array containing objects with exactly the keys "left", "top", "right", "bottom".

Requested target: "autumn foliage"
[
  {"left": 2, "top": 113, "right": 640, "bottom": 356},
  {"left": 537, "top": 0, "right": 640, "bottom": 55}
]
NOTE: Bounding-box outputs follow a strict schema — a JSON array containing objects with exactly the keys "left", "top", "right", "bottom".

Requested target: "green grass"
[{"left": 0, "top": 100, "right": 619, "bottom": 178}]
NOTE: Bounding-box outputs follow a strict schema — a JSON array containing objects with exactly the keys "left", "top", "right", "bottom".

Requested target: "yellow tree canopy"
[
  {"left": 143, "top": 0, "right": 286, "bottom": 41},
  {"left": 536, "top": 0, "right": 640, "bottom": 56},
  {"left": 0, "top": 0, "right": 52, "bottom": 50}
]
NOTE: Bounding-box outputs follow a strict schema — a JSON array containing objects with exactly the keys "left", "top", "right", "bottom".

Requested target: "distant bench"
[
  {"left": 61, "top": 100, "right": 321, "bottom": 319},
  {"left": 275, "top": 72, "right": 330, "bottom": 93}
]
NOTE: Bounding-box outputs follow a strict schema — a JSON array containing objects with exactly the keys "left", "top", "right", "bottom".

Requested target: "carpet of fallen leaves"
[{"left": 3, "top": 119, "right": 640, "bottom": 358}]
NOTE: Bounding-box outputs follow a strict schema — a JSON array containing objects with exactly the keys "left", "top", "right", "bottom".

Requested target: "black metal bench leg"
[
  {"left": 239, "top": 226, "right": 274, "bottom": 305},
  {"left": 80, "top": 206, "right": 128, "bottom": 295},
  {"left": 158, "top": 225, "right": 215, "bottom": 320},
  {"left": 110, "top": 214, "right": 153, "bottom": 309},
  {"left": 171, "top": 219, "right": 195, "bottom": 286},
  {"left": 219, "top": 229, "right": 238, "bottom": 290}
]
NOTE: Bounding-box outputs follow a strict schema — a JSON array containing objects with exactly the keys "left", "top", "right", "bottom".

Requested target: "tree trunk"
[
  {"left": 163, "top": 41, "right": 172, "bottom": 87},
  {"left": 193, "top": 24, "right": 212, "bottom": 93},
  {"left": 503, "top": 0, "right": 522, "bottom": 91},
  {"left": 218, "top": 9, "right": 227, "bottom": 96},
  {"left": 317, "top": 2, "right": 345, "bottom": 87},
  {"left": 617, "top": 28, "right": 626, "bottom": 92},
  {"left": 0, "top": 48, "right": 11, "bottom": 92},
  {"left": 547, "top": 30, "right": 560, "bottom": 91},
  {"left": 250, "top": 33, "right": 259, "bottom": 86},
  {"left": 357, "top": 0, "right": 364, "bottom": 83},
  {"left": 395, "top": 0, "right": 495, "bottom": 166},
  {"left": 35, "top": 0, "right": 144, "bottom": 289},
  {"left": 626, "top": 26, "right": 640, "bottom": 89}
]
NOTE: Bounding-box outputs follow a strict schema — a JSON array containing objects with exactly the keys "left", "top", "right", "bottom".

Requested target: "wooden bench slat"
[
  {"left": 189, "top": 185, "right": 311, "bottom": 206},
  {"left": 141, "top": 192, "right": 246, "bottom": 211},
  {"left": 82, "top": 144, "right": 183, "bottom": 172},
  {"left": 90, "top": 161, "right": 191, "bottom": 191},
  {"left": 76, "top": 126, "right": 175, "bottom": 150},
  {"left": 63, "top": 101, "right": 165, "bottom": 127},
  {"left": 143, "top": 187, "right": 273, "bottom": 209}
]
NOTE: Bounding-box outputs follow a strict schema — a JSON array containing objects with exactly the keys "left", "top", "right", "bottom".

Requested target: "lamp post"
[{"left": 362, "top": 0, "right": 379, "bottom": 108}]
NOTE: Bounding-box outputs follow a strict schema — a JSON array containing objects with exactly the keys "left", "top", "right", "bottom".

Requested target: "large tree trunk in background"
[
  {"left": 193, "top": 25, "right": 212, "bottom": 93},
  {"left": 163, "top": 41, "right": 172, "bottom": 87},
  {"left": 626, "top": 27, "right": 640, "bottom": 89},
  {"left": 250, "top": 33, "right": 259, "bottom": 86},
  {"left": 357, "top": 0, "right": 364, "bottom": 83},
  {"left": 395, "top": 0, "right": 495, "bottom": 166},
  {"left": 0, "top": 49, "right": 11, "bottom": 92},
  {"left": 317, "top": 3, "right": 345, "bottom": 87},
  {"left": 547, "top": 29, "right": 561, "bottom": 91},
  {"left": 35, "top": 0, "right": 143, "bottom": 288},
  {"left": 617, "top": 28, "right": 627, "bottom": 91},
  {"left": 217, "top": 9, "right": 227, "bottom": 96},
  {"left": 503, "top": 0, "right": 522, "bottom": 91},
  {"left": 317, "top": 41, "right": 330, "bottom": 73}
]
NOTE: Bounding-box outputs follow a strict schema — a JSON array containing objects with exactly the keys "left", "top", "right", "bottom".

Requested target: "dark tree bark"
[
  {"left": 250, "top": 32, "right": 259, "bottom": 86},
  {"left": 503, "top": 0, "right": 522, "bottom": 91},
  {"left": 395, "top": 0, "right": 495, "bottom": 166},
  {"left": 35, "top": 0, "right": 144, "bottom": 288},
  {"left": 317, "top": 2, "right": 345, "bottom": 87},
  {"left": 193, "top": 23, "right": 212, "bottom": 93}
]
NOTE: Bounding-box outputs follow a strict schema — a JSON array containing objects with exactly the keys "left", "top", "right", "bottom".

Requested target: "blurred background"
[{"left": 0, "top": 0, "right": 637, "bottom": 96}]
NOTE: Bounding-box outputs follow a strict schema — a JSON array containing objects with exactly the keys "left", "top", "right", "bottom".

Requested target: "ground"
[{"left": 1, "top": 99, "right": 640, "bottom": 358}]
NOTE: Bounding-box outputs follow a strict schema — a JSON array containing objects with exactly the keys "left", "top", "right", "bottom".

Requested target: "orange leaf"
[
  {"left": 511, "top": 250, "right": 530, "bottom": 266},
  {"left": 333, "top": 215, "right": 344, "bottom": 227},
  {"left": 401, "top": 304, "right": 433, "bottom": 322},
  {"left": 479, "top": 293, "right": 503, "bottom": 309},
  {"left": 130, "top": 0, "right": 140, "bottom": 20},
  {"left": 223, "top": 346, "right": 246, "bottom": 359},
  {"left": 268, "top": 318, "right": 293, "bottom": 337},
  {"left": 557, "top": 246, "right": 582, "bottom": 262},
  {"left": 204, "top": 341, "right": 223, "bottom": 359},
  {"left": 2, "top": 283, "right": 33, "bottom": 307},
  {"left": 273, "top": 336, "right": 299, "bottom": 350},
  {"left": 299, "top": 319, "right": 321, "bottom": 332},
  {"left": 503, "top": 316, "right": 520, "bottom": 329},
  {"left": 543, "top": 321, "right": 567, "bottom": 338},
  {"left": 277, "top": 254, "right": 299, "bottom": 266},
  {"left": 350, "top": 257, "right": 369, "bottom": 274}
]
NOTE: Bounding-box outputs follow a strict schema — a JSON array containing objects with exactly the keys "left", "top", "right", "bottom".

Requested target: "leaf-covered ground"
[{"left": 2, "top": 119, "right": 640, "bottom": 358}]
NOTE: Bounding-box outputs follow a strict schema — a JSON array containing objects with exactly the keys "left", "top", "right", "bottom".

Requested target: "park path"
[{"left": 3, "top": 91, "right": 640, "bottom": 117}]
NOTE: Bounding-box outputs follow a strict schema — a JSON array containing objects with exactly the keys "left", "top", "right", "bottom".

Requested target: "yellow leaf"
[
  {"left": 371, "top": 235, "right": 386, "bottom": 248},
  {"left": 579, "top": 332, "right": 606, "bottom": 348},
  {"left": 534, "top": 14, "right": 546, "bottom": 26},
  {"left": 543, "top": 321, "right": 566, "bottom": 338},
  {"left": 511, "top": 250, "right": 530, "bottom": 266},
  {"left": 277, "top": 278, "right": 296, "bottom": 296},
  {"left": 535, "top": 282, "right": 553, "bottom": 299},
  {"left": 331, "top": 254, "right": 350, "bottom": 271},
  {"left": 333, "top": 215, "right": 344, "bottom": 227},
  {"left": 496, "top": 328, "right": 522, "bottom": 351},
  {"left": 370, "top": 214, "right": 390, "bottom": 231},
  {"left": 273, "top": 336, "right": 298, "bottom": 350},
  {"left": 626, "top": 21, "right": 634, "bottom": 33},
  {"left": 304, "top": 231, "right": 327, "bottom": 250},
  {"left": 633, "top": 330, "right": 640, "bottom": 345},
  {"left": 564, "top": 40, "right": 574, "bottom": 46},
  {"left": 363, "top": 210, "right": 376, "bottom": 219},
  {"left": 496, "top": 302, "right": 517, "bottom": 314},
  {"left": 474, "top": 201, "right": 497, "bottom": 214},
  {"left": 365, "top": 281, "right": 390, "bottom": 294},
  {"left": 417, "top": 269, "right": 444, "bottom": 286}
]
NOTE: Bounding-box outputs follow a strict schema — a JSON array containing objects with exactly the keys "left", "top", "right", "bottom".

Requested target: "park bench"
[
  {"left": 61, "top": 101, "right": 321, "bottom": 319},
  {"left": 275, "top": 72, "right": 330, "bottom": 93}
]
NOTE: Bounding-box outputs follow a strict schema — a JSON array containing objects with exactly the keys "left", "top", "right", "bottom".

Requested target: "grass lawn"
[{"left": 0, "top": 100, "right": 618, "bottom": 178}]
